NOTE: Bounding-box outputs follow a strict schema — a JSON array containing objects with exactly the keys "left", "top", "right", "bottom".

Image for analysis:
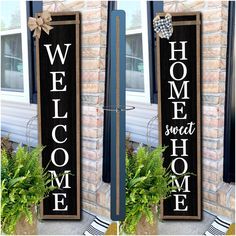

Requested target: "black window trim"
[
  {"left": 26, "top": 1, "right": 42, "bottom": 104},
  {"left": 223, "top": 1, "right": 235, "bottom": 183},
  {"left": 147, "top": 1, "right": 163, "bottom": 104}
]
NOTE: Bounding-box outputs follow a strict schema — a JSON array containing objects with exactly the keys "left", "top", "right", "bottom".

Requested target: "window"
[
  {"left": 117, "top": 1, "right": 151, "bottom": 103},
  {"left": 0, "top": 1, "right": 30, "bottom": 102}
]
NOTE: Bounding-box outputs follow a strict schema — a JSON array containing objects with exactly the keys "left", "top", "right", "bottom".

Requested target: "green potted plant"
[
  {"left": 1, "top": 140, "right": 54, "bottom": 235},
  {"left": 121, "top": 145, "right": 176, "bottom": 235}
]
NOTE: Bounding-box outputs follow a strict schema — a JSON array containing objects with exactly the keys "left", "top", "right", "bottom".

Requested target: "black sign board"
[
  {"left": 156, "top": 12, "right": 201, "bottom": 219},
  {"left": 36, "top": 12, "right": 80, "bottom": 219}
]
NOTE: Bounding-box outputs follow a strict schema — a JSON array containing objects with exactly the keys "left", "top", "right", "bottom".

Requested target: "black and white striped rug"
[
  {"left": 84, "top": 217, "right": 110, "bottom": 236},
  {"left": 204, "top": 217, "right": 231, "bottom": 235}
]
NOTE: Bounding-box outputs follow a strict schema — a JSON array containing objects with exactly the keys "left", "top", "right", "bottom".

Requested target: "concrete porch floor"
[
  {"left": 158, "top": 211, "right": 216, "bottom": 235},
  {"left": 37, "top": 210, "right": 215, "bottom": 235},
  {"left": 37, "top": 210, "right": 95, "bottom": 235}
]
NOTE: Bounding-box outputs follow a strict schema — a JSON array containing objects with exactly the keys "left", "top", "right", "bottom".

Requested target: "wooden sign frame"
[
  {"left": 36, "top": 12, "right": 81, "bottom": 219},
  {"left": 156, "top": 12, "right": 201, "bottom": 220}
]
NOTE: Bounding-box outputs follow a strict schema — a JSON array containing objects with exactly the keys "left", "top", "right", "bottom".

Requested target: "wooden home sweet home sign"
[
  {"left": 36, "top": 12, "right": 81, "bottom": 219},
  {"left": 156, "top": 12, "right": 201, "bottom": 219}
]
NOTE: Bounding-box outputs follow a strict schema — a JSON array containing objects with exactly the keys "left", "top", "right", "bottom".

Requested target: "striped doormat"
[
  {"left": 84, "top": 217, "right": 111, "bottom": 236},
  {"left": 204, "top": 217, "right": 232, "bottom": 235}
]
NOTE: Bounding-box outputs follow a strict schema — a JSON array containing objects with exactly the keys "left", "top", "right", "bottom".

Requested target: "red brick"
[
  {"left": 203, "top": 21, "right": 221, "bottom": 33},
  {"left": 203, "top": 180, "right": 218, "bottom": 192},
  {"left": 82, "top": 95, "right": 104, "bottom": 105},
  {"left": 203, "top": 158, "right": 223, "bottom": 171},
  {"left": 82, "top": 21, "right": 102, "bottom": 33},
  {"left": 82, "top": 47, "right": 100, "bottom": 58},
  {"left": 202, "top": 9, "right": 222, "bottom": 21},
  {"left": 203, "top": 169, "right": 220, "bottom": 182},
  {"left": 221, "top": 34, "right": 228, "bottom": 45},
  {"left": 202, "top": 138, "right": 223, "bottom": 150},
  {"left": 63, "top": 1, "right": 85, "bottom": 10},
  {"left": 221, "top": 47, "right": 227, "bottom": 59},
  {"left": 217, "top": 183, "right": 232, "bottom": 207},
  {"left": 202, "top": 105, "right": 224, "bottom": 116},
  {"left": 203, "top": 147, "right": 223, "bottom": 160},
  {"left": 82, "top": 180, "right": 99, "bottom": 192},
  {"left": 83, "top": 170, "right": 102, "bottom": 183},
  {"left": 207, "top": 1, "right": 222, "bottom": 8},
  {"left": 220, "top": 59, "right": 226, "bottom": 70},
  {"left": 202, "top": 94, "right": 224, "bottom": 105},
  {"left": 82, "top": 116, "right": 103, "bottom": 127},
  {"left": 86, "top": 1, "right": 102, "bottom": 8},
  {"left": 202, "top": 47, "right": 221, "bottom": 59},
  {"left": 82, "top": 191, "right": 96, "bottom": 202},
  {"left": 82, "top": 9, "right": 101, "bottom": 21},
  {"left": 203, "top": 117, "right": 224, "bottom": 127},
  {"left": 96, "top": 183, "right": 110, "bottom": 208},
  {"left": 203, "top": 34, "right": 221, "bottom": 45},
  {"left": 82, "top": 83, "right": 104, "bottom": 93},
  {"left": 203, "top": 60, "right": 221, "bottom": 70},
  {"left": 203, "top": 190, "right": 217, "bottom": 202},
  {"left": 202, "top": 127, "right": 224, "bottom": 139},
  {"left": 82, "top": 71, "right": 100, "bottom": 81},
  {"left": 82, "top": 105, "right": 103, "bottom": 116},
  {"left": 82, "top": 149, "right": 102, "bottom": 160},
  {"left": 82, "top": 158, "right": 102, "bottom": 172},
  {"left": 202, "top": 83, "right": 224, "bottom": 93},
  {"left": 220, "top": 71, "right": 226, "bottom": 81},
  {"left": 82, "top": 59, "right": 100, "bottom": 70},
  {"left": 83, "top": 201, "right": 110, "bottom": 218},
  {"left": 222, "top": 20, "right": 228, "bottom": 33},
  {"left": 82, "top": 34, "right": 101, "bottom": 45},
  {"left": 82, "top": 127, "right": 103, "bottom": 138},
  {"left": 229, "top": 187, "right": 235, "bottom": 209},
  {"left": 203, "top": 71, "right": 220, "bottom": 82}
]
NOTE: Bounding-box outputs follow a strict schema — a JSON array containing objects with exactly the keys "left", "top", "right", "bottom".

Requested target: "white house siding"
[
  {"left": 1, "top": 100, "right": 38, "bottom": 147},
  {"left": 126, "top": 101, "right": 158, "bottom": 147},
  {"left": 1, "top": 99, "right": 158, "bottom": 148}
]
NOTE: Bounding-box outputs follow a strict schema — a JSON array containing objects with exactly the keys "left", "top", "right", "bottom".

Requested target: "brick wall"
[
  {"left": 43, "top": 0, "right": 110, "bottom": 218},
  {"left": 164, "top": 0, "right": 235, "bottom": 220}
]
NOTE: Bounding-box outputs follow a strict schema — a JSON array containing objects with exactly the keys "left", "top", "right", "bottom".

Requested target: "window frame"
[
  {"left": 0, "top": 1, "right": 30, "bottom": 103},
  {"left": 118, "top": 1, "right": 151, "bottom": 103}
]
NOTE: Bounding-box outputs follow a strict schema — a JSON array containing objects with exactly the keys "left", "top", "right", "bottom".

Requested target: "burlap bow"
[
  {"left": 28, "top": 11, "right": 53, "bottom": 39},
  {"left": 153, "top": 13, "right": 173, "bottom": 40}
]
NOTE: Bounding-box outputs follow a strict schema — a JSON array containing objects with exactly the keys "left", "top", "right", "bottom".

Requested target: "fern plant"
[
  {"left": 1, "top": 145, "right": 54, "bottom": 235},
  {"left": 121, "top": 146, "right": 176, "bottom": 234}
]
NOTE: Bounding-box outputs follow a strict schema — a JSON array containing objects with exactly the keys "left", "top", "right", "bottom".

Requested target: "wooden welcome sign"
[
  {"left": 156, "top": 12, "right": 201, "bottom": 219},
  {"left": 36, "top": 12, "right": 80, "bottom": 219}
]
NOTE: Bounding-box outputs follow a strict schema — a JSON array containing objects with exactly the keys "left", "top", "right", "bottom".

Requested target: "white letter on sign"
[
  {"left": 169, "top": 41, "right": 187, "bottom": 61},
  {"left": 172, "top": 101, "right": 187, "bottom": 120},
  {"left": 171, "top": 139, "right": 188, "bottom": 157},
  {"left": 48, "top": 170, "right": 71, "bottom": 189},
  {"left": 52, "top": 125, "right": 67, "bottom": 144},
  {"left": 173, "top": 194, "right": 188, "bottom": 211},
  {"left": 50, "top": 71, "right": 67, "bottom": 92},
  {"left": 52, "top": 99, "right": 68, "bottom": 119},
  {"left": 171, "top": 175, "right": 190, "bottom": 192},
  {"left": 51, "top": 148, "right": 69, "bottom": 167},
  {"left": 171, "top": 158, "right": 188, "bottom": 175},
  {"left": 44, "top": 44, "right": 71, "bottom": 65},
  {"left": 53, "top": 193, "right": 68, "bottom": 211},
  {"left": 170, "top": 62, "right": 187, "bottom": 81},
  {"left": 168, "top": 81, "right": 189, "bottom": 99}
]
